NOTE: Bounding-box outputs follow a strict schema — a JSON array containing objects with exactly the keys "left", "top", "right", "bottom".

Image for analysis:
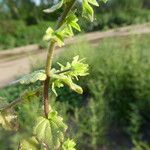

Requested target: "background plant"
[
  {"left": 0, "top": 34, "right": 150, "bottom": 149},
  {"left": 0, "top": 0, "right": 109, "bottom": 149},
  {"left": 0, "top": 0, "right": 150, "bottom": 50}
]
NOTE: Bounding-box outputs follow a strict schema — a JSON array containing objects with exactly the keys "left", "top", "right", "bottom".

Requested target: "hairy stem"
[
  {"left": 0, "top": 89, "right": 41, "bottom": 112},
  {"left": 43, "top": 0, "right": 76, "bottom": 118}
]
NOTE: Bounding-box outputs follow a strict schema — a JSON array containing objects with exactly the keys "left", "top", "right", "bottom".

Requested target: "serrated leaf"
[
  {"left": 51, "top": 56, "right": 88, "bottom": 96},
  {"left": 43, "top": 0, "right": 64, "bottom": 13},
  {"left": 65, "top": 12, "right": 81, "bottom": 32},
  {"left": 82, "top": 0, "right": 94, "bottom": 22},
  {"left": 62, "top": 139, "right": 76, "bottom": 150},
  {"left": 88, "top": 0, "right": 99, "bottom": 6},
  {"left": 52, "top": 74, "right": 83, "bottom": 95},
  {"left": 70, "top": 22, "right": 81, "bottom": 31},
  {"left": 58, "top": 55, "right": 89, "bottom": 78},
  {"left": 61, "top": 26, "right": 74, "bottom": 37},
  {"left": 43, "top": 27, "right": 54, "bottom": 41},
  {"left": 20, "top": 137, "right": 40, "bottom": 150},
  {"left": 54, "top": 32, "right": 65, "bottom": 47},
  {"left": 33, "top": 111, "right": 67, "bottom": 149},
  {"left": 19, "top": 70, "right": 46, "bottom": 84}
]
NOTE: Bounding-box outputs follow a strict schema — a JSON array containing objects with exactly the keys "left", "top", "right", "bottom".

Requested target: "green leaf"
[
  {"left": 58, "top": 55, "right": 89, "bottom": 79},
  {"left": 43, "top": 27, "right": 54, "bottom": 41},
  {"left": 21, "top": 88, "right": 40, "bottom": 101},
  {"left": 82, "top": 0, "right": 94, "bottom": 22},
  {"left": 20, "top": 137, "right": 40, "bottom": 150},
  {"left": 65, "top": 13, "right": 81, "bottom": 32},
  {"left": 43, "top": 0, "right": 64, "bottom": 13},
  {"left": 61, "top": 25, "right": 74, "bottom": 37},
  {"left": 52, "top": 74, "right": 83, "bottom": 95},
  {"left": 33, "top": 111, "right": 67, "bottom": 149},
  {"left": 70, "top": 22, "right": 81, "bottom": 31},
  {"left": 54, "top": 32, "right": 65, "bottom": 47},
  {"left": 62, "top": 139, "right": 76, "bottom": 150},
  {"left": 50, "top": 56, "right": 88, "bottom": 96},
  {"left": 88, "top": 0, "right": 99, "bottom": 6},
  {"left": 71, "top": 56, "right": 89, "bottom": 77},
  {"left": 19, "top": 70, "right": 46, "bottom": 84},
  {"left": 43, "top": 27, "right": 65, "bottom": 47}
]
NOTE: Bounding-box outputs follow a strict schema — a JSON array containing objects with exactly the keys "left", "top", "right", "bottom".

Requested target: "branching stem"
[
  {"left": 0, "top": 89, "right": 41, "bottom": 112},
  {"left": 43, "top": 0, "right": 76, "bottom": 118}
]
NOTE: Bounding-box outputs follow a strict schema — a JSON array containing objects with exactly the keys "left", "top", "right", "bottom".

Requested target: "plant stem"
[
  {"left": 0, "top": 98, "right": 22, "bottom": 112},
  {"left": 0, "top": 89, "right": 41, "bottom": 112},
  {"left": 43, "top": 0, "right": 76, "bottom": 118},
  {"left": 56, "top": 68, "right": 72, "bottom": 74}
]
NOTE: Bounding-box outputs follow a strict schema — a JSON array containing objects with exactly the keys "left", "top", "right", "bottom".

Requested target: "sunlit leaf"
[
  {"left": 43, "top": 27, "right": 54, "bottom": 41},
  {"left": 88, "top": 0, "right": 99, "bottom": 6},
  {"left": 33, "top": 111, "right": 67, "bottom": 149},
  {"left": 20, "top": 137, "right": 40, "bottom": 150},
  {"left": 19, "top": 70, "right": 46, "bottom": 84},
  {"left": 58, "top": 55, "right": 89, "bottom": 79},
  {"left": 54, "top": 32, "right": 65, "bottom": 47},
  {"left": 82, "top": 0, "right": 94, "bottom": 21},
  {"left": 70, "top": 21, "right": 81, "bottom": 31},
  {"left": 43, "top": 0, "right": 64, "bottom": 13},
  {"left": 62, "top": 139, "right": 76, "bottom": 150},
  {"left": 66, "top": 13, "right": 81, "bottom": 32},
  {"left": 52, "top": 74, "right": 83, "bottom": 95}
]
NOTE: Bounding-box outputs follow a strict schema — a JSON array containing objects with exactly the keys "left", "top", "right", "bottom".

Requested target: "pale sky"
[{"left": 33, "top": 0, "right": 40, "bottom": 5}]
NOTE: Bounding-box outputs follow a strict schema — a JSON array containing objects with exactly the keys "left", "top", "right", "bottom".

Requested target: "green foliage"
[
  {"left": 127, "top": 104, "right": 142, "bottom": 140},
  {"left": 0, "top": 99, "right": 18, "bottom": 131},
  {"left": 0, "top": 34, "right": 150, "bottom": 149},
  {"left": 20, "top": 137, "right": 40, "bottom": 150},
  {"left": 43, "top": 0, "right": 64, "bottom": 13},
  {"left": 1, "top": 0, "right": 150, "bottom": 149},
  {"left": 69, "top": 81, "right": 107, "bottom": 149},
  {"left": 0, "top": 21, "right": 54, "bottom": 50},
  {"left": 43, "top": 27, "right": 65, "bottom": 46},
  {"left": 54, "top": 34, "right": 150, "bottom": 148},
  {"left": 79, "top": 0, "right": 150, "bottom": 32},
  {"left": 33, "top": 111, "right": 67, "bottom": 149},
  {"left": 18, "top": 56, "right": 88, "bottom": 97},
  {"left": 19, "top": 70, "right": 46, "bottom": 84},
  {"left": 51, "top": 56, "right": 89, "bottom": 95},
  {"left": 132, "top": 140, "right": 150, "bottom": 150},
  {"left": 0, "top": 0, "right": 96, "bottom": 148},
  {"left": 0, "top": 110, "right": 18, "bottom": 131},
  {"left": 1, "top": 0, "right": 150, "bottom": 50},
  {"left": 65, "top": 12, "right": 81, "bottom": 32},
  {"left": 43, "top": 14, "right": 81, "bottom": 46},
  {"left": 57, "top": 55, "right": 89, "bottom": 78},
  {"left": 62, "top": 139, "right": 76, "bottom": 150}
]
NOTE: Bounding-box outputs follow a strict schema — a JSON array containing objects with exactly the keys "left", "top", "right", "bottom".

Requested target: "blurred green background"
[
  {"left": 0, "top": 0, "right": 150, "bottom": 50},
  {"left": 0, "top": 0, "right": 150, "bottom": 149}
]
